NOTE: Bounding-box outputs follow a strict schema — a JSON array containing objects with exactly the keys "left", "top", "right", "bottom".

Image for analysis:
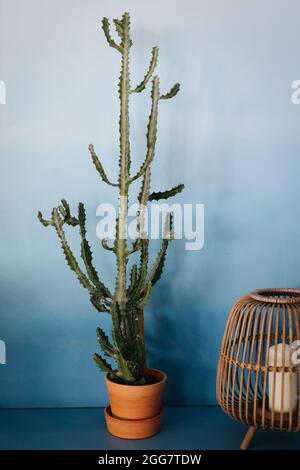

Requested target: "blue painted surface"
[
  {"left": 1, "top": 0, "right": 300, "bottom": 408},
  {"left": 0, "top": 407, "right": 299, "bottom": 450}
]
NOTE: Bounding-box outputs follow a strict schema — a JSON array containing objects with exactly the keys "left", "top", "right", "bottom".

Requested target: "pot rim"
[{"left": 105, "top": 367, "right": 167, "bottom": 389}]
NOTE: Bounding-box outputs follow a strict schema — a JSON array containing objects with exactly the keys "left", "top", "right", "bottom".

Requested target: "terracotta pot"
[
  {"left": 104, "top": 406, "right": 163, "bottom": 440},
  {"left": 105, "top": 368, "right": 167, "bottom": 420},
  {"left": 106, "top": 369, "right": 167, "bottom": 419},
  {"left": 104, "top": 368, "right": 166, "bottom": 439}
]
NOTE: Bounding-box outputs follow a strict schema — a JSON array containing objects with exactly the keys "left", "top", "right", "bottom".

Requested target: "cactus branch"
[
  {"left": 114, "top": 12, "right": 132, "bottom": 310},
  {"left": 137, "top": 281, "right": 152, "bottom": 309},
  {"left": 149, "top": 183, "right": 185, "bottom": 201},
  {"left": 147, "top": 213, "right": 173, "bottom": 287},
  {"left": 148, "top": 239, "right": 169, "bottom": 287},
  {"left": 102, "top": 17, "right": 122, "bottom": 53},
  {"left": 113, "top": 19, "right": 124, "bottom": 39},
  {"left": 128, "top": 239, "right": 149, "bottom": 307},
  {"left": 101, "top": 239, "right": 115, "bottom": 252},
  {"left": 90, "top": 293, "right": 111, "bottom": 313},
  {"left": 160, "top": 82, "right": 180, "bottom": 100},
  {"left": 131, "top": 47, "right": 159, "bottom": 93},
  {"left": 129, "top": 77, "right": 160, "bottom": 183},
  {"left": 58, "top": 199, "right": 79, "bottom": 226},
  {"left": 93, "top": 352, "right": 115, "bottom": 373},
  {"left": 78, "top": 203, "right": 112, "bottom": 298},
  {"left": 51, "top": 208, "right": 94, "bottom": 291},
  {"left": 96, "top": 327, "right": 117, "bottom": 358},
  {"left": 56, "top": 199, "right": 79, "bottom": 226},
  {"left": 37, "top": 211, "right": 53, "bottom": 227},
  {"left": 127, "top": 264, "right": 138, "bottom": 297},
  {"left": 136, "top": 167, "right": 151, "bottom": 238},
  {"left": 88, "top": 144, "right": 118, "bottom": 186}
]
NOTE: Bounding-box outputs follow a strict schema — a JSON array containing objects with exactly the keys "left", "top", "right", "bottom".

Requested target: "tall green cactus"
[{"left": 38, "top": 12, "right": 184, "bottom": 384}]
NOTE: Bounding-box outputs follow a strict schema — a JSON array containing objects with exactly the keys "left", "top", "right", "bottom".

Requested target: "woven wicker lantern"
[{"left": 217, "top": 288, "right": 300, "bottom": 449}]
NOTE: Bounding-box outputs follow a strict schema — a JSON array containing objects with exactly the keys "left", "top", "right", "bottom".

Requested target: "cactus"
[{"left": 38, "top": 12, "right": 184, "bottom": 384}]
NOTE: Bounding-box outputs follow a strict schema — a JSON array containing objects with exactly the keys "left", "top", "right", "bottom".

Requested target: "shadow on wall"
[{"left": 145, "top": 275, "right": 214, "bottom": 406}]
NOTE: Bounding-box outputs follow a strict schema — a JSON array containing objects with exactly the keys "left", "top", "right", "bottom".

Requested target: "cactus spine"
[{"left": 38, "top": 12, "right": 184, "bottom": 384}]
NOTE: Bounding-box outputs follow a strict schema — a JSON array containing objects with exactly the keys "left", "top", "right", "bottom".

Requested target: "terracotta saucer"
[{"left": 104, "top": 406, "right": 163, "bottom": 439}]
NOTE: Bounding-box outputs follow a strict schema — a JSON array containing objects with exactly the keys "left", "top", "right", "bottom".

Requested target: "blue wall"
[{"left": 1, "top": 0, "right": 300, "bottom": 407}]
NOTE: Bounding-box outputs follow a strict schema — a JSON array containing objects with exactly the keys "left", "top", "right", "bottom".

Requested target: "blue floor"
[{"left": 0, "top": 407, "right": 299, "bottom": 450}]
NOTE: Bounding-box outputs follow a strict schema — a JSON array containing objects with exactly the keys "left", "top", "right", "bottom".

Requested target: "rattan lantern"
[{"left": 217, "top": 288, "right": 300, "bottom": 449}]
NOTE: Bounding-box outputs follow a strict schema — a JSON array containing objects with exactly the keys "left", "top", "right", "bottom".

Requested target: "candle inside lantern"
[{"left": 268, "top": 343, "right": 297, "bottom": 413}]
